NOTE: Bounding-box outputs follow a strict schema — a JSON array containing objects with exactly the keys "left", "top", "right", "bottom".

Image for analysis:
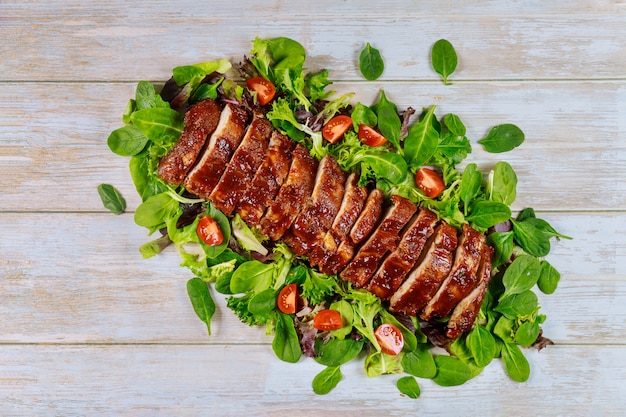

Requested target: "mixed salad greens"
[{"left": 99, "top": 36, "right": 570, "bottom": 397}]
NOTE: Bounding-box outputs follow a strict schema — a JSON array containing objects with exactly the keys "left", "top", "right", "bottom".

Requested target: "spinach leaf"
[
  {"left": 330, "top": 299, "right": 354, "bottom": 339},
  {"left": 460, "top": 163, "right": 482, "bottom": 214},
  {"left": 360, "top": 152, "right": 408, "bottom": 185},
  {"left": 515, "top": 320, "right": 540, "bottom": 347},
  {"left": 229, "top": 260, "right": 274, "bottom": 294},
  {"left": 172, "top": 58, "right": 231, "bottom": 86},
  {"left": 501, "top": 342, "right": 530, "bottom": 382},
  {"left": 487, "top": 231, "right": 514, "bottom": 268},
  {"left": 478, "top": 124, "right": 525, "bottom": 153},
  {"left": 135, "top": 80, "right": 170, "bottom": 110},
  {"left": 489, "top": 161, "right": 517, "bottom": 205},
  {"left": 437, "top": 132, "right": 471, "bottom": 164},
  {"left": 130, "top": 108, "right": 184, "bottom": 145},
  {"left": 134, "top": 192, "right": 179, "bottom": 232},
  {"left": 351, "top": 102, "right": 377, "bottom": 130},
  {"left": 312, "top": 366, "right": 342, "bottom": 395},
  {"left": 431, "top": 39, "right": 458, "bottom": 85},
  {"left": 501, "top": 255, "right": 542, "bottom": 299},
  {"left": 314, "top": 337, "right": 364, "bottom": 367},
  {"left": 443, "top": 113, "right": 466, "bottom": 136},
  {"left": 517, "top": 207, "right": 536, "bottom": 222},
  {"left": 187, "top": 278, "right": 216, "bottom": 335},
  {"left": 396, "top": 376, "right": 421, "bottom": 399},
  {"left": 272, "top": 312, "right": 302, "bottom": 363},
  {"left": 129, "top": 154, "right": 168, "bottom": 202},
  {"left": 247, "top": 288, "right": 277, "bottom": 317},
  {"left": 538, "top": 260, "right": 561, "bottom": 294},
  {"left": 97, "top": 183, "right": 126, "bottom": 215},
  {"left": 107, "top": 125, "right": 149, "bottom": 156},
  {"left": 201, "top": 203, "right": 231, "bottom": 259},
  {"left": 401, "top": 345, "right": 437, "bottom": 379},
  {"left": 495, "top": 290, "right": 539, "bottom": 319},
  {"left": 373, "top": 90, "right": 402, "bottom": 149},
  {"left": 466, "top": 325, "right": 496, "bottom": 367},
  {"left": 404, "top": 105, "right": 438, "bottom": 167},
  {"left": 359, "top": 42, "right": 385, "bottom": 81},
  {"left": 493, "top": 316, "right": 516, "bottom": 343},
  {"left": 512, "top": 218, "right": 551, "bottom": 257},
  {"left": 432, "top": 355, "right": 472, "bottom": 386},
  {"left": 466, "top": 200, "right": 511, "bottom": 230}
]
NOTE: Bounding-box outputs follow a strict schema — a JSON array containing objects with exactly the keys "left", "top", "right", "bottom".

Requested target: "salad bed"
[{"left": 100, "top": 37, "right": 569, "bottom": 397}]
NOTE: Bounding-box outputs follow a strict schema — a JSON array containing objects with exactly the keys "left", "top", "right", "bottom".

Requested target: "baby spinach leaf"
[
  {"left": 460, "top": 163, "right": 482, "bottom": 214},
  {"left": 493, "top": 316, "right": 516, "bottom": 343},
  {"left": 489, "top": 161, "right": 517, "bottom": 205},
  {"left": 437, "top": 132, "right": 471, "bottom": 164},
  {"left": 401, "top": 345, "right": 437, "bottom": 379},
  {"left": 187, "top": 277, "right": 216, "bottom": 335},
  {"left": 431, "top": 39, "right": 458, "bottom": 85},
  {"left": 538, "top": 260, "right": 561, "bottom": 294},
  {"left": 129, "top": 154, "right": 168, "bottom": 202},
  {"left": 229, "top": 260, "right": 274, "bottom": 294},
  {"left": 135, "top": 81, "right": 170, "bottom": 110},
  {"left": 478, "top": 124, "right": 525, "bottom": 153},
  {"left": 466, "top": 325, "right": 496, "bottom": 367},
  {"left": 487, "top": 231, "right": 514, "bottom": 268},
  {"left": 373, "top": 90, "right": 402, "bottom": 149},
  {"left": 351, "top": 102, "right": 377, "bottom": 130},
  {"left": 501, "top": 255, "right": 542, "bottom": 299},
  {"left": 97, "top": 183, "right": 126, "bottom": 215},
  {"left": 330, "top": 300, "right": 355, "bottom": 339},
  {"left": 314, "top": 338, "right": 364, "bottom": 367},
  {"left": 312, "top": 366, "right": 342, "bottom": 395},
  {"left": 201, "top": 203, "right": 231, "bottom": 259},
  {"left": 272, "top": 312, "right": 302, "bottom": 363},
  {"left": 432, "top": 355, "right": 472, "bottom": 386},
  {"left": 130, "top": 108, "right": 184, "bottom": 145},
  {"left": 107, "top": 125, "right": 149, "bottom": 156},
  {"left": 247, "top": 288, "right": 277, "bottom": 317},
  {"left": 396, "top": 376, "right": 421, "bottom": 399},
  {"left": 517, "top": 207, "right": 536, "bottom": 222},
  {"left": 172, "top": 58, "right": 231, "bottom": 86},
  {"left": 512, "top": 218, "right": 551, "bottom": 257},
  {"left": 360, "top": 152, "right": 408, "bottom": 185},
  {"left": 134, "top": 192, "right": 179, "bottom": 232},
  {"left": 495, "top": 290, "right": 539, "bottom": 319},
  {"left": 359, "top": 42, "right": 385, "bottom": 81},
  {"left": 515, "top": 320, "right": 541, "bottom": 347},
  {"left": 404, "top": 105, "right": 438, "bottom": 167},
  {"left": 466, "top": 200, "right": 511, "bottom": 229},
  {"left": 501, "top": 342, "right": 530, "bottom": 382},
  {"left": 443, "top": 113, "right": 466, "bottom": 136}
]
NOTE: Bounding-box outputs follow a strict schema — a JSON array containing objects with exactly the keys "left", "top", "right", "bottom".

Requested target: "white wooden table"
[{"left": 1, "top": 1, "right": 625, "bottom": 415}]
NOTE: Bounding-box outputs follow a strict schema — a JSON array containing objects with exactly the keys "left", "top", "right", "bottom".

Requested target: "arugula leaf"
[
  {"left": 359, "top": 43, "right": 385, "bottom": 81},
  {"left": 187, "top": 278, "right": 216, "bottom": 335},
  {"left": 431, "top": 39, "right": 458, "bottom": 85},
  {"left": 478, "top": 124, "right": 525, "bottom": 153},
  {"left": 97, "top": 183, "right": 126, "bottom": 215}
]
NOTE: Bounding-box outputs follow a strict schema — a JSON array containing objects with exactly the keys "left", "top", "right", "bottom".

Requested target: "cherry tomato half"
[
  {"left": 313, "top": 309, "right": 343, "bottom": 331},
  {"left": 415, "top": 167, "right": 445, "bottom": 198},
  {"left": 277, "top": 283, "right": 298, "bottom": 314},
  {"left": 374, "top": 323, "right": 404, "bottom": 356},
  {"left": 196, "top": 216, "right": 224, "bottom": 246},
  {"left": 246, "top": 76, "right": 276, "bottom": 106},
  {"left": 322, "top": 115, "right": 352, "bottom": 143},
  {"left": 358, "top": 124, "right": 387, "bottom": 147}
]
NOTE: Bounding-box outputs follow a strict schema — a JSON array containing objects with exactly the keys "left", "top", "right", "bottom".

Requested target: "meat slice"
[
  {"left": 367, "top": 208, "right": 439, "bottom": 300},
  {"left": 446, "top": 244, "right": 494, "bottom": 339},
  {"left": 420, "top": 223, "right": 486, "bottom": 321},
  {"left": 339, "top": 195, "right": 417, "bottom": 288},
  {"left": 208, "top": 117, "right": 273, "bottom": 216},
  {"left": 318, "top": 188, "right": 384, "bottom": 275},
  {"left": 282, "top": 155, "right": 347, "bottom": 256},
  {"left": 260, "top": 144, "right": 319, "bottom": 241},
  {"left": 388, "top": 222, "right": 458, "bottom": 316},
  {"left": 235, "top": 131, "right": 295, "bottom": 226},
  {"left": 308, "top": 172, "right": 368, "bottom": 267},
  {"left": 157, "top": 98, "right": 222, "bottom": 184},
  {"left": 183, "top": 103, "right": 250, "bottom": 199}
]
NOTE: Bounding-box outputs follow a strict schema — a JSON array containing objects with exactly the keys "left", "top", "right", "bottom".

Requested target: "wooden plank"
[
  {"left": 1, "top": 81, "right": 625, "bottom": 212},
  {"left": 2, "top": 4, "right": 626, "bottom": 81},
  {"left": 1, "top": 344, "right": 625, "bottom": 416},
  {"left": 0, "top": 211, "right": 623, "bottom": 344}
]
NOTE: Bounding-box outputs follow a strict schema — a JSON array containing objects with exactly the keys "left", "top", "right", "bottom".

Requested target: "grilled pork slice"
[
  {"left": 446, "top": 244, "right": 494, "bottom": 339},
  {"left": 208, "top": 117, "right": 273, "bottom": 216},
  {"left": 420, "top": 223, "right": 486, "bottom": 321},
  {"left": 308, "top": 172, "right": 368, "bottom": 267},
  {"left": 388, "top": 222, "right": 458, "bottom": 316},
  {"left": 319, "top": 188, "right": 384, "bottom": 275},
  {"left": 339, "top": 195, "right": 417, "bottom": 288},
  {"left": 157, "top": 98, "right": 222, "bottom": 185},
  {"left": 282, "top": 155, "right": 347, "bottom": 256},
  {"left": 236, "top": 131, "right": 295, "bottom": 226},
  {"left": 183, "top": 103, "right": 250, "bottom": 199},
  {"left": 367, "top": 208, "right": 439, "bottom": 300},
  {"left": 260, "top": 144, "right": 319, "bottom": 241}
]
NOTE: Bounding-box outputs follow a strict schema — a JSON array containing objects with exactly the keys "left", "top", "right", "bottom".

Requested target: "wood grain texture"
[{"left": 1, "top": 0, "right": 625, "bottom": 414}]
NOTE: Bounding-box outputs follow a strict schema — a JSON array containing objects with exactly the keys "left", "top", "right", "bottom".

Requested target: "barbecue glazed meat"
[
  {"left": 235, "top": 131, "right": 295, "bottom": 226},
  {"left": 260, "top": 144, "right": 318, "bottom": 241},
  {"left": 367, "top": 208, "right": 439, "bottom": 300},
  {"left": 282, "top": 155, "right": 347, "bottom": 256},
  {"left": 339, "top": 195, "right": 417, "bottom": 288},
  {"left": 308, "top": 172, "right": 368, "bottom": 267},
  {"left": 446, "top": 244, "right": 494, "bottom": 339},
  {"left": 319, "top": 188, "right": 384, "bottom": 275},
  {"left": 388, "top": 221, "right": 458, "bottom": 315},
  {"left": 157, "top": 98, "right": 222, "bottom": 185},
  {"left": 208, "top": 117, "right": 273, "bottom": 216},
  {"left": 183, "top": 103, "right": 250, "bottom": 199},
  {"left": 421, "top": 223, "right": 486, "bottom": 320}
]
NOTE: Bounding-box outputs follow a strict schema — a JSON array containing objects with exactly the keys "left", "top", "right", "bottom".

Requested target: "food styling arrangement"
[{"left": 99, "top": 37, "right": 569, "bottom": 398}]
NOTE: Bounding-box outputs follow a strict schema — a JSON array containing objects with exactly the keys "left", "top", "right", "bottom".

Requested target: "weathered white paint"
[{"left": 1, "top": 0, "right": 625, "bottom": 415}]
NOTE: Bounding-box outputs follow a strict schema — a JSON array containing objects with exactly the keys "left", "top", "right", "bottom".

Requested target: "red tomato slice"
[
  {"left": 322, "top": 115, "right": 352, "bottom": 143},
  {"left": 415, "top": 167, "right": 445, "bottom": 198},
  {"left": 313, "top": 309, "right": 343, "bottom": 331},
  {"left": 358, "top": 124, "right": 387, "bottom": 147},
  {"left": 277, "top": 283, "right": 298, "bottom": 314},
  {"left": 374, "top": 323, "right": 404, "bottom": 355},
  {"left": 246, "top": 76, "right": 276, "bottom": 106},
  {"left": 196, "top": 216, "right": 224, "bottom": 246}
]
